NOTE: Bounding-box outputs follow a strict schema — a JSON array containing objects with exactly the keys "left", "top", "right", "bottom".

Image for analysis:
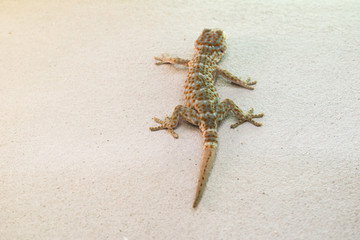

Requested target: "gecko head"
[{"left": 195, "top": 28, "right": 227, "bottom": 62}]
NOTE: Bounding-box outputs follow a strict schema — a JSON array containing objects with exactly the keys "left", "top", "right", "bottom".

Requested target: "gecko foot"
[
  {"left": 239, "top": 77, "right": 257, "bottom": 90},
  {"left": 154, "top": 53, "right": 170, "bottom": 65},
  {"left": 149, "top": 116, "right": 179, "bottom": 138},
  {"left": 231, "top": 108, "right": 264, "bottom": 128},
  {"left": 230, "top": 76, "right": 257, "bottom": 90}
]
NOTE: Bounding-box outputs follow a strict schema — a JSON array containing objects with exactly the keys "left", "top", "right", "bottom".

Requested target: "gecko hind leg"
[
  {"left": 217, "top": 99, "right": 264, "bottom": 128},
  {"left": 150, "top": 105, "right": 200, "bottom": 138}
]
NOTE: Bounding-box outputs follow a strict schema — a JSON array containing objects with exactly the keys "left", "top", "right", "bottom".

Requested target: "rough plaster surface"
[{"left": 0, "top": 0, "right": 359, "bottom": 239}]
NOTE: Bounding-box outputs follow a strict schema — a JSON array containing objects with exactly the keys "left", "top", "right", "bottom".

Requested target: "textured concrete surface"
[{"left": 1, "top": 0, "right": 359, "bottom": 239}]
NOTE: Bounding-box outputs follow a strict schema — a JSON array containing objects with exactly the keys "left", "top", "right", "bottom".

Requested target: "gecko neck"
[{"left": 195, "top": 45, "right": 223, "bottom": 63}]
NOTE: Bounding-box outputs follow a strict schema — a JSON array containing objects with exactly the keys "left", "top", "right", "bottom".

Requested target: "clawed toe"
[
  {"left": 230, "top": 120, "right": 245, "bottom": 128},
  {"left": 252, "top": 113, "right": 264, "bottom": 118},
  {"left": 245, "top": 77, "right": 257, "bottom": 86},
  {"left": 248, "top": 119, "right": 263, "bottom": 127}
]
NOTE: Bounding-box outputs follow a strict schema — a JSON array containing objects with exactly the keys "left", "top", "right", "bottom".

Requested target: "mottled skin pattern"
[{"left": 150, "top": 29, "right": 264, "bottom": 208}]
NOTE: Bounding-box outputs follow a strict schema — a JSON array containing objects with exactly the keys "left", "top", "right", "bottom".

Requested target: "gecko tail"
[{"left": 193, "top": 141, "right": 218, "bottom": 208}]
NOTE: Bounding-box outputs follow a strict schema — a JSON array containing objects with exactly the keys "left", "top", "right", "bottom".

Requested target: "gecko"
[{"left": 150, "top": 28, "right": 264, "bottom": 208}]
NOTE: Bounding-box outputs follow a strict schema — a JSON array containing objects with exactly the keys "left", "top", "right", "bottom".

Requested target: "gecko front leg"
[
  {"left": 150, "top": 105, "right": 200, "bottom": 138},
  {"left": 216, "top": 99, "right": 264, "bottom": 127},
  {"left": 216, "top": 67, "right": 257, "bottom": 90},
  {"left": 154, "top": 53, "right": 190, "bottom": 66}
]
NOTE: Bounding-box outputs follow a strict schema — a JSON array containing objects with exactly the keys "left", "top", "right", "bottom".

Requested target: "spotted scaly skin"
[{"left": 150, "top": 29, "right": 264, "bottom": 208}]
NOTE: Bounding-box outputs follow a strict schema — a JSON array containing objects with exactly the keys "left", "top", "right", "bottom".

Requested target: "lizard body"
[{"left": 150, "top": 28, "right": 264, "bottom": 208}]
